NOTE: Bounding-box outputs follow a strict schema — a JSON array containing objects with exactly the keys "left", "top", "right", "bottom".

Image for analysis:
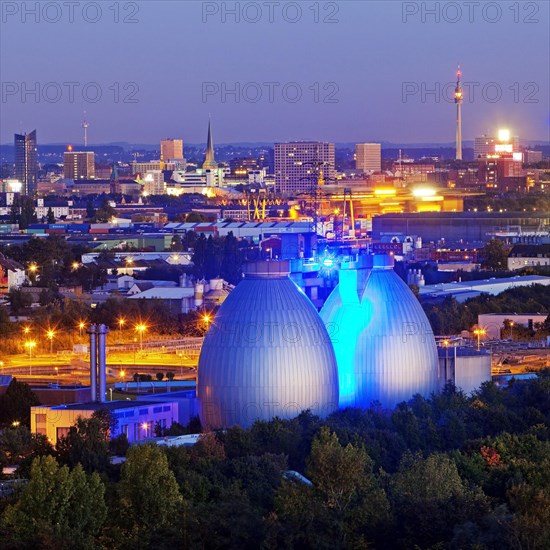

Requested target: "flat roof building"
[
  {"left": 31, "top": 399, "right": 179, "bottom": 445},
  {"left": 275, "top": 142, "right": 335, "bottom": 194}
]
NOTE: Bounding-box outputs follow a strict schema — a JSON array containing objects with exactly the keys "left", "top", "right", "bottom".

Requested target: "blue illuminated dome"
[
  {"left": 320, "top": 254, "right": 439, "bottom": 409},
  {"left": 198, "top": 261, "right": 339, "bottom": 429}
]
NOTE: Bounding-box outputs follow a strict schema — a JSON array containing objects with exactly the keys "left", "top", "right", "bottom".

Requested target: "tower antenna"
[
  {"left": 454, "top": 65, "right": 463, "bottom": 160},
  {"left": 82, "top": 111, "right": 90, "bottom": 148}
]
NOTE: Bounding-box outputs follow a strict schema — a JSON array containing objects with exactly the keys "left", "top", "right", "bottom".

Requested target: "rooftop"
[{"left": 47, "top": 399, "right": 174, "bottom": 411}]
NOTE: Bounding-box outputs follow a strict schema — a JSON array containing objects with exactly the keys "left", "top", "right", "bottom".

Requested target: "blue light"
[{"left": 322, "top": 258, "right": 334, "bottom": 268}]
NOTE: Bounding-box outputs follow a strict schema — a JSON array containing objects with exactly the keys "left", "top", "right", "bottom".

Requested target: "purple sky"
[{"left": 1, "top": 1, "right": 549, "bottom": 145}]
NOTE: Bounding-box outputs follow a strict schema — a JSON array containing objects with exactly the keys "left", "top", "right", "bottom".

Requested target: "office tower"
[
  {"left": 14, "top": 130, "right": 38, "bottom": 195},
  {"left": 475, "top": 131, "right": 520, "bottom": 158},
  {"left": 274, "top": 142, "right": 335, "bottom": 194},
  {"left": 202, "top": 119, "right": 218, "bottom": 170},
  {"left": 160, "top": 139, "right": 184, "bottom": 162},
  {"left": 454, "top": 65, "right": 463, "bottom": 160},
  {"left": 64, "top": 150, "right": 95, "bottom": 180},
  {"left": 355, "top": 143, "right": 381, "bottom": 173}
]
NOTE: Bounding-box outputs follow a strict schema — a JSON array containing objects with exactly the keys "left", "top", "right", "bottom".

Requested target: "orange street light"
[
  {"left": 47, "top": 329, "right": 55, "bottom": 354},
  {"left": 135, "top": 323, "right": 147, "bottom": 351},
  {"left": 78, "top": 321, "right": 86, "bottom": 337},
  {"left": 473, "top": 328, "right": 486, "bottom": 351},
  {"left": 24, "top": 340, "right": 36, "bottom": 375}
]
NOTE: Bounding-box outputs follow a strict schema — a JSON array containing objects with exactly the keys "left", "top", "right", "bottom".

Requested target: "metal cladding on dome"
[
  {"left": 320, "top": 254, "right": 440, "bottom": 409},
  {"left": 198, "top": 261, "right": 339, "bottom": 429}
]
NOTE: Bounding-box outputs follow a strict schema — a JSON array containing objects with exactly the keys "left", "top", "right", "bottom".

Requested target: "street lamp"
[
  {"left": 78, "top": 321, "right": 86, "bottom": 337},
  {"left": 118, "top": 318, "right": 126, "bottom": 342},
  {"left": 54, "top": 366, "right": 59, "bottom": 384},
  {"left": 25, "top": 340, "right": 36, "bottom": 375},
  {"left": 509, "top": 321, "right": 514, "bottom": 341},
  {"left": 47, "top": 329, "right": 55, "bottom": 354},
  {"left": 23, "top": 325, "right": 31, "bottom": 336},
  {"left": 473, "top": 328, "right": 486, "bottom": 352},
  {"left": 443, "top": 339, "right": 450, "bottom": 382},
  {"left": 28, "top": 263, "right": 39, "bottom": 285},
  {"left": 135, "top": 324, "right": 146, "bottom": 351}
]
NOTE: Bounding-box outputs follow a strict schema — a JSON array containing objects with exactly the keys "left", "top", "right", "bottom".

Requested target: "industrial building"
[
  {"left": 438, "top": 346, "right": 491, "bottom": 394},
  {"left": 373, "top": 212, "right": 550, "bottom": 245},
  {"left": 30, "top": 324, "right": 179, "bottom": 444},
  {"left": 419, "top": 275, "right": 550, "bottom": 302},
  {"left": 320, "top": 254, "right": 440, "bottom": 409},
  {"left": 198, "top": 260, "right": 339, "bottom": 429},
  {"left": 197, "top": 255, "right": 481, "bottom": 429}
]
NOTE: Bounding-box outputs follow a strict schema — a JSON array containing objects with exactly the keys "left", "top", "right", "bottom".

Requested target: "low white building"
[
  {"left": 31, "top": 400, "right": 179, "bottom": 445},
  {"left": 0, "top": 254, "right": 25, "bottom": 294},
  {"left": 508, "top": 244, "right": 550, "bottom": 270}
]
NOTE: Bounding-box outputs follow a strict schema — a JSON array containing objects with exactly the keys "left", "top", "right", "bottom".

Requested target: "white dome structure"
[
  {"left": 320, "top": 254, "right": 439, "bottom": 409},
  {"left": 198, "top": 261, "right": 339, "bottom": 429}
]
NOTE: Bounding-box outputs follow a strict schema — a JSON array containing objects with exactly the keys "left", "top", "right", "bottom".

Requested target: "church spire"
[{"left": 202, "top": 117, "right": 217, "bottom": 170}]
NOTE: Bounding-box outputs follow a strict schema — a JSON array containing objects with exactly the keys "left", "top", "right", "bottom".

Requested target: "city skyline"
[{"left": 1, "top": 2, "right": 548, "bottom": 144}]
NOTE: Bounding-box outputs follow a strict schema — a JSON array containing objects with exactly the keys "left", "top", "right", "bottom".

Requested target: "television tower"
[
  {"left": 454, "top": 65, "right": 463, "bottom": 160},
  {"left": 82, "top": 111, "right": 90, "bottom": 148}
]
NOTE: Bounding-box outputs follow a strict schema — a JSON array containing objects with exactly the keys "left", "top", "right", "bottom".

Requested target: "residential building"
[{"left": 275, "top": 142, "right": 335, "bottom": 194}]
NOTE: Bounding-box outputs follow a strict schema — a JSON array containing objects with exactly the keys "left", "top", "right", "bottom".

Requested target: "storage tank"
[
  {"left": 198, "top": 260, "right": 339, "bottom": 429},
  {"left": 321, "top": 254, "right": 439, "bottom": 409}
]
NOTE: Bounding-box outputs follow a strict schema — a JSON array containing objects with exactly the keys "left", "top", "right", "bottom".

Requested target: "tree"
[
  {"left": 86, "top": 199, "right": 96, "bottom": 219},
  {"left": 19, "top": 195, "right": 37, "bottom": 230},
  {"left": 192, "top": 233, "right": 207, "bottom": 279},
  {"left": 170, "top": 234, "right": 183, "bottom": 252},
  {"left": 221, "top": 231, "right": 243, "bottom": 285},
  {"left": 55, "top": 409, "right": 113, "bottom": 473},
  {"left": 272, "top": 427, "right": 390, "bottom": 548},
  {"left": 0, "top": 425, "right": 53, "bottom": 472},
  {"left": 94, "top": 198, "right": 116, "bottom": 223},
  {"left": 46, "top": 207, "right": 55, "bottom": 224},
  {"left": 481, "top": 239, "right": 509, "bottom": 271},
  {"left": 0, "top": 378, "right": 41, "bottom": 427},
  {"left": 1, "top": 456, "right": 106, "bottom": 549},
  {"left": 390, "top": 452, "right": 489, "bottom": 548},
  {"left": 115, "top": 445, "right": 182, "bottom": 545}
]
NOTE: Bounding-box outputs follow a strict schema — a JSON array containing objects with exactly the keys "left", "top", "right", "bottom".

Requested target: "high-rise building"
[
  {"left": 474, "top": 131, "right": 520, "bottom": 159},
  {"left": 274, "top": 142, "right": 335, "bottom": 194},
  {"left": 355, "top": 143, "right": 381, "bottom": 173},
  {"left": 14, "top": 130, "right": 38, "bottom": 195},
  {"left": 160, "top": 139, "right": 184, "bottom": 162},
  {"left": 63, "top": 150, "right": 95, "bottom": 180}
]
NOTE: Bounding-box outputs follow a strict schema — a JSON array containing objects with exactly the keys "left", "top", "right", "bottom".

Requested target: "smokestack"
[
  {"left": 89, "top": 324, "right": 97, "bottom": 402},
  {"left": 98, "top": 324, "right": 108, "bottom": 403}
]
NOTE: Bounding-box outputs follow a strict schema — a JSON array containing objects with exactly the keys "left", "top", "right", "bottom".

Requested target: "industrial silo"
[
  {"left": 320, "top": 254, "right": 439, "bottom": 409},
  {"left": 198, "top": 261, "right": 339, "bottom": 429}
]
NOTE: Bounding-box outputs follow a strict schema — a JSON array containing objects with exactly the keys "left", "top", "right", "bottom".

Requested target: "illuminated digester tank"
[
  {"left": 320, "top": 254, "right": 439, "bottom": 409},
  {"left": 198, "top": 261, "right": 339, "bottom": 429}
]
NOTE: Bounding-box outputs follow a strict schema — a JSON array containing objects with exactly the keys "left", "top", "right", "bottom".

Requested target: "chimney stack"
[{"left": 88, "top": 324, "right": 110, "bottom": 403}]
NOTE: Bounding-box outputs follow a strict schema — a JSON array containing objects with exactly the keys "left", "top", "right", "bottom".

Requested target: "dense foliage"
[
  {"left": 2, "top": 375, "right": 550, "bottom": 549},
  {"left": 423, "top": 284, "right": 550, "bottom": 335}
]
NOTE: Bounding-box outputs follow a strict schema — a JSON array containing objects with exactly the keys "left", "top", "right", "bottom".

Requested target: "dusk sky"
[{"left": 1, "top": 1, "right": 549, "bottom": 145}]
